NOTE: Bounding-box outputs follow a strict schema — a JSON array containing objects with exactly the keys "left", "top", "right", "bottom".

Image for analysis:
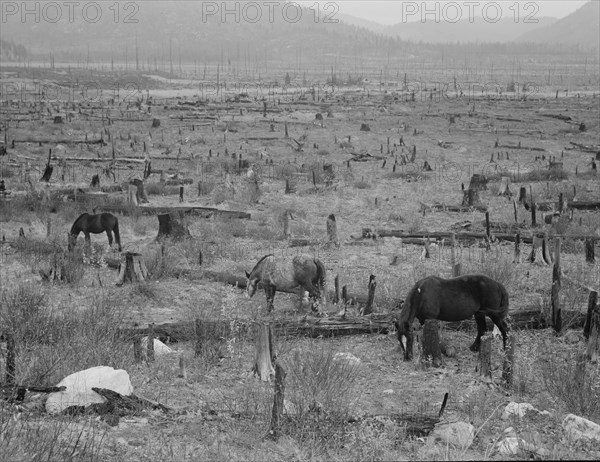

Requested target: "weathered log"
[
  {"left": 157, "top": 212, "right": 191, "bottom": 241},
  {"left": 361, "top": 229, "right": 535, "bottom": 244},
  {"left": 116, "top": 252, "right": 148, "bottom": 286},
  {"left": 96, "top": 205, "right": 251, "bottom": 219},
  {"left": 91, "top": 387, "right": 174, "bottom": 414},
  {"left": 1, "top": 384, "right": 66, "bottom": 403}
]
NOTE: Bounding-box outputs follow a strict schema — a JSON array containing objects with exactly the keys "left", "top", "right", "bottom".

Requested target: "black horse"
[
  {"left": 68, "top": 213, "right": 122, "bottom": 252},
  {"left": 394, "top": 274, "right": 509, "bottom": 360},
  {"left": 245, "top": 254, "right": 326, "bottom": 313}
]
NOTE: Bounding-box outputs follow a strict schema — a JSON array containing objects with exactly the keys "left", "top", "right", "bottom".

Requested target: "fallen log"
[
  {"left": 567, "top": 201, "right": 600, "bottom": 211},
  {"left": 0, "top": 385, "right": 66, "bottom": 402},
  {"left": 361, "top": 229, "right": 534, "bottom": 244},
  {"left": 114, "top": 308, "right": 581, "bottom": 343},
  {"left": 12, "top": 138, "right": 106, "bottom": 145},
  {"left": 422, "top": 203, "right": 488, "bottom": 213},
  {"left": 96, "top": 205, "right": 251, "bottom": 219}
]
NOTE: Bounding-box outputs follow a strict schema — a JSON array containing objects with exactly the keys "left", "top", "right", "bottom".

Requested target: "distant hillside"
[
  {"left": 382, "top": 16, "right": 557, "bottom": 43},
  {"left": 517, "top": 1, "right": 600, "bottom": 49}
]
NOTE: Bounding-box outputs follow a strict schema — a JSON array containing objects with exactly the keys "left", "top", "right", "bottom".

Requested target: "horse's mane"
[
  {"left": 250, "top": 254, "right": 274, "bottom": 274},
  {"left": 70, "top": 213, "right": 90, "bottom": 233}
]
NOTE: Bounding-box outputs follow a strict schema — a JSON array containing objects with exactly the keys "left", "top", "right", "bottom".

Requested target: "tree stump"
[
  {"left": 327, "top": 214, "right": 339, "bottom": 246},
  {"left": 468, "top": 174, "right": 487, "bottom": 191},
  {"left": 128, "top": 184, "right": 139, "bottom": 206},
  {"left": 90, "top": 174, "right": 100, "bottom": 189},
  {"left": 151, "top": 118, "right": 161, "bottom": 128},
  {"left": 527, "top": 234, "right": 552, "bottom": 265},
  {"left": 498, "top": 176, "right": 512, "bottom": 196},
  {"left": 585, "top": 238, "right": 595, "bottom": 263},
  {"left": 115, "top": 252, "right": 148, "bottom": 286},
  {"left": 285, "top": 178, "right": 296, "bottom": 194},
  {"left": 252, "top": 324, "right": 275, "bottom": 382},
  {"left": 478, "top": 336, "right": 492, "bottom": 379},
  {"left": 40, "top": 164, "right": 53, "bottom": 182},
  {"left": 156, "top": 212, "right": 191, "bottom": 241},
  {"left": 421, "top": 238, "right": 432, "bottom": 259},
  {"left": 586, "top": 301, "right": 600, "bottom": 362},
  {"left": 130, "top": 179, "right": 148, "bottom": 203},
  {"left": 362, "top": 275, "right": 376, "bottom": 315},
  {"left": 462, "top": 189, "right": 481, "bottom": 207},
  {"left": 422, "top": 320, "right": 442, "bottom": 367}
]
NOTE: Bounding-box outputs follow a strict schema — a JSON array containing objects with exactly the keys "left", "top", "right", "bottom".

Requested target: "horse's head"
[{"left": 245, "top": 270, "right": 258, "bottom": 298}]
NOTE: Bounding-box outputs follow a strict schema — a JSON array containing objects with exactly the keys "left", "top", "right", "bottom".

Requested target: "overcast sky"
[{"left": 297, "top": 1, "right": 589, "bottom": 25}]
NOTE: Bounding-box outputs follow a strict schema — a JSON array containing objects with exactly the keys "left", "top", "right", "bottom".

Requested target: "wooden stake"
[
  {"left": 334, "top": 275, "right": 339, "bottom": 304},
  {"left": 478, "top": 336, "right": 492, "bottom": 379},
  {"left": 363, "top": 275, "right": 376, "bottom": 315},
  {"left": 551, "top": 238, "right": 562, "bottom": 333},
  {"left": 327, "top": 214, "right": 338, "bottom": 246},
  {"left": 147, "top": 324, "right": 155, "bottom": 362},
  {"left": 502, "top": 333, "right": 515, "bottom": 389},
  {"left": 267, "top": 363, "right": 286, "bottom": 440},
  {"left": 514, "top": 233, "right": 521, "bottom": 263},
  {"left": 133, "top": 336, "right": 142, "bottom": 363},
  {"left": 584, "top": 291, "right": 598, "bottom": 339},
  {"left": 194, "top": 319, "right": 203, "bottom": 357},
  {"left": 585, "top": 238, "right": 595, "bottom": 263}
]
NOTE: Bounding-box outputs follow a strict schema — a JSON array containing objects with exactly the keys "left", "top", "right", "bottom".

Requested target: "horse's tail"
[
  {"left": 113, "top": 216, "right": 122, "bottom": 251},
  {"left": 314, "top": 258, "right": 326, "bottom": 294}
]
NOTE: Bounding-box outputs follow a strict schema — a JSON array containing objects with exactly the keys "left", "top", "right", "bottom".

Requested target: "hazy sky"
[{"left": 297, "top": 1, "right": 589, "bottom": 25}]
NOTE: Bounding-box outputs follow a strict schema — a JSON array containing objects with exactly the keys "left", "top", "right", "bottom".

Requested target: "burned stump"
[
  {"left": 116, "top": 252, "right": 148, "bottom": 286},
  {"left": 156, "top": 212, "right": 191, "bottom": 241}
]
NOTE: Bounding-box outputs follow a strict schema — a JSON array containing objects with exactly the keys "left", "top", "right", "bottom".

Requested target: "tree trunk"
[
  {"left": 116, "top": 252, "right": 148, "bottom": 286},
  {"left": 252, "top": 324, "right": 275, "bottom": 382},
  {"left": 156, "top": 212, "right": 191, "bottom": 241},
  {"left": 128, "top": 184, "right": 139, "bottom": 206},
  {"left": 422, "top": 320, "right": 442, "bottom": 367}
]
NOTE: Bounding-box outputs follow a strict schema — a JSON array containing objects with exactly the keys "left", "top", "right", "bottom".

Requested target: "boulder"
[
  {"left": 562, "top": 414, "right": 600, "bottom": 443},
  {"left": 141, "top": 337, "right": 174, "bottom": 356},
  {"left": 502, "top": 402, "right": 550, "bottom": 420},
  {"left": 429, "top": 421, "right": 475, "bottom": 448},
  {"left": 46, "top": 366, "right": 133, "bottom": 415}
]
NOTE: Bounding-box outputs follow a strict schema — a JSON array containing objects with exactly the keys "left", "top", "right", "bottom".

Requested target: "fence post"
[
  {"left": 6, "top": 333, "right": 16, "bottom": 387},
  {"left": 584, "top": 291, "right": 598, "bottom": 340},
  {"left": 267, "top": 363, "right": 286, "bottom": 440},
  {"left": 147, "top": 323, "right": 155, "bottom": 362},
  {"left": 585, "top": 238, "right": 595, "bottom": 264},
  {"left": 363, "top": 275, "right": 376, "bottom": 315},
  {"left": 478, "top": 336, "right": 492, "bottom": 379},
  {"left": 502, "top": 333, "right": 515, "bottom": 389}
]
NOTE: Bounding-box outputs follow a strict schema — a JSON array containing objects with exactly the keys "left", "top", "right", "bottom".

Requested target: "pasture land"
[{"left": 1, "top": 64, "right": 599, "bottom": 461}]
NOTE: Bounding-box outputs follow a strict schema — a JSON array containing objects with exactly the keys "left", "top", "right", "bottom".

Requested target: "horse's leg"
[
  {"left": 264, "top": 285, "right": 276, "bottom": 313},
  {"left": 488, "top": 312, "right": 510, "bottom": 350},
  {"left": 470, "top": 311, "right": 487, "bottom": 352},
  {"left": 405, "top": 325, "right": 414, "bottom": 361},
  {"left": 106, "top": 230, "right": 113, "bottom": 248},
  {"left": 84, "top": 232, "right": 91, "bottom": 248}
]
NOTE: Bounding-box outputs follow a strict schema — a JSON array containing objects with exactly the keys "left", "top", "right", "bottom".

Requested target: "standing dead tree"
[{"left": 156, "top": 212, "right": 191, "bottom": 241}]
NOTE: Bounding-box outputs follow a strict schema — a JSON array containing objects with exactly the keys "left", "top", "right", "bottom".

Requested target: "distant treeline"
[{"left": 0, "top": 39, "right": 28, "bottom": 61}]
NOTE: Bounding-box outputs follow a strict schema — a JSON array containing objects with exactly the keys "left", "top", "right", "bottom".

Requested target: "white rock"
[
  {"left": 333, "top": 352, "right": 361, "bottom": 365},
  {"left": 502, "top": 402, "right": 549, "bottom": 420},
  {"left": 141, "top": 337, "right": 173, "bottom": 356},
  {"left": 284, "top": 399, "right": 297, "bottom": 415},
  {"left": 562, "top": 414, "right": 600, "bottom": 443},
  {"left": 46, "top": 366, "right": 133, "bottom": 415},
  {"left": 382, "top": 389, "right": 394, "bottom": 394},
  {"left": 497, "top": 436, "right": 521, "bottom": 455},
  {"left": 429, "top": 421, "right": 475, "bottom": 448}
]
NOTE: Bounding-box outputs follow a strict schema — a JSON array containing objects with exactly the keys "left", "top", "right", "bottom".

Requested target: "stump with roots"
[
  {"left": 527, "top": 234, "right": 553, "bottom": 265},
  {"left": 116, "top": 252, "right": 148, "bottom": 286},
  {"left": 462, "top": 189, "right": 481, "bottom": 207},
  {"left": 156, "top": 212, "right": 191, "bottom": 241}
]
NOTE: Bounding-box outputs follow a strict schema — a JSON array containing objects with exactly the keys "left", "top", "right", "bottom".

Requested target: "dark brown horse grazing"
[
  {"left": 68, "top": 213, "right": 122, "bottom": 252},
  {"left": 394, "top": 274, "right": 509, "bottom": 360},
  {"left": 245, "top": 254, "right": 326, "bottom": 313}
]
